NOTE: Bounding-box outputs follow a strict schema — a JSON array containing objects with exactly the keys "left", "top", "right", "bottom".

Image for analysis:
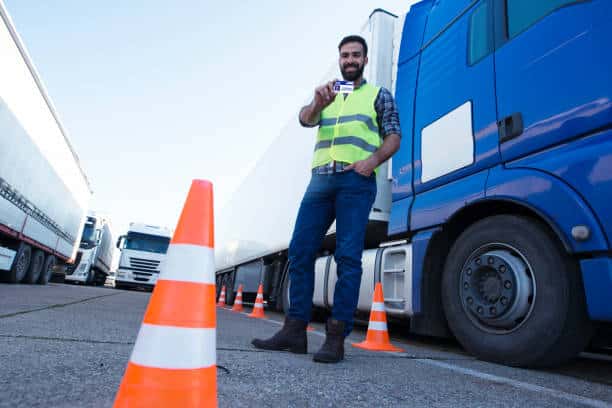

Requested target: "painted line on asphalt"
[
  {"left": 417, "top": 359, "right": 612, "bottom": 408},
  {"left": 0, "top": 292, "right": 122, "bottom": 319},
  {"left": 0, "top": 333, "right": 134, "bottom": 345}
]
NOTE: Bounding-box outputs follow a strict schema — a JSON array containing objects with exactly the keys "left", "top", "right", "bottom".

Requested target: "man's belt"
[{"left": 312, "top": 161, "right": 351, "bottom": 175}]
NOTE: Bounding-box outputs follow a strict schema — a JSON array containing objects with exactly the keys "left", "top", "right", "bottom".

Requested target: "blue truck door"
[
  {"left": 494, "top": 0, "right": 612, "bottom": 162},
  {"left": 412, "top": 0, "right": 498, "bottom": 200}
]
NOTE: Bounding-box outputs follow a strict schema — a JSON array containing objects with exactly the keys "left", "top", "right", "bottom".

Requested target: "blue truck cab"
[{"left": 390, "top": 0, "right": 612, "bottom": 366}]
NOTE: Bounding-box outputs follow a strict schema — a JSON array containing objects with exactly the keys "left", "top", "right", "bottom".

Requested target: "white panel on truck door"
[{"left": 421, "top": 101, "right": 474, "bottom": 183}]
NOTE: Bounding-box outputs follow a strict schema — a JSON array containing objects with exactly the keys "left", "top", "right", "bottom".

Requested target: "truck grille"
[
  {"left": 129, "top": 257, "right": 161, "bottom": 273},
  {"left": 65, "top": 252, "right": 83, "bottom": 275}
]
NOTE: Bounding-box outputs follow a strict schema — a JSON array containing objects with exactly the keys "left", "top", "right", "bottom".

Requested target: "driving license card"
[{"left": 333, "top": 80, "right": 354, "bottom": 94}]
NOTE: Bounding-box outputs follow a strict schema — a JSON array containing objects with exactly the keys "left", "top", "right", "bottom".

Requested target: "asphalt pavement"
[{"left": 1, "top": 283, "right": 611, "bottom": 407}]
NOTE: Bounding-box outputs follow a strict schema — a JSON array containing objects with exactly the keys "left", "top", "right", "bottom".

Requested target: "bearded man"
[{"left": 252, "top": 35, "right": 401, "bottom": 363}]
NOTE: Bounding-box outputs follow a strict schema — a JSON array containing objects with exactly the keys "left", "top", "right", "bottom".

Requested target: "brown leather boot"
[
  {"left": 313, "top": 319, "right": 345, "bottom": 363},
  {"left": 251, "top": 317, "right": 308, "bottom": 354}
]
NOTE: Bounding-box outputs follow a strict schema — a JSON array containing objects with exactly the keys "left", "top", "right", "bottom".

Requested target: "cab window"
[{"left": 506, "top": 0, "right": 579, "bottom": 38}]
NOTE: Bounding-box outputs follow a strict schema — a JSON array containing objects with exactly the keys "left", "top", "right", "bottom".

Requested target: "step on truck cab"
[
  {"left": 114, "top": 223, "right": 171, "bottom": 290},
  {"left": 64, "top": 212, "right": 113, "bottom": 286},
  {"left": 216, "top": 1, "right": 612, "bottom": 367}
]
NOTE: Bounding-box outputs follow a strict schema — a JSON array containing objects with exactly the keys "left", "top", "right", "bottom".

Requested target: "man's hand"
[
  {"left": 313, "top": 79, "right": 338, "bottom": 110},
  {"left": 344, "top": 134, "right": 401, "bottom": 177},
  {"left": 345, "top": 156, "right": 378, "bottom": 177},
  {"left": 299, "top": 79, "right": 338, "bottom": 126}
]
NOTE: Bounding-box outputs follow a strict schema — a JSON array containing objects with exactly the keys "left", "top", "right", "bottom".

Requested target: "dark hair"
[{"left": 338, "top": 35, "right": 368, "bottom": 57}]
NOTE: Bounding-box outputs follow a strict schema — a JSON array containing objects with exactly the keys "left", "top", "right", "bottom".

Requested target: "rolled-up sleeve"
[{"left": 375, "top": 88, "right": 401, "bottom": 139}]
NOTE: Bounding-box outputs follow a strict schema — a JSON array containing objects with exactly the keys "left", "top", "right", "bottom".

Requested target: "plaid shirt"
[{"left": 301, "top": 79, "right": 401, "bottom": 139}]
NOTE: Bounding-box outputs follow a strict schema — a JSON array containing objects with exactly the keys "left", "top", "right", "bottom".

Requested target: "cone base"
[
  {"left": 248, "top": 313, "right": 266, "bottom": 319},
  {"left": 352, "top": 340, "right": 404, "bottom": 352}
]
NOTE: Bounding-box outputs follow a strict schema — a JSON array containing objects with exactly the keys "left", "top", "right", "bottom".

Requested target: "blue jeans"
[{"left": 287, "top": 170, "right": 377, "bottom": 336}]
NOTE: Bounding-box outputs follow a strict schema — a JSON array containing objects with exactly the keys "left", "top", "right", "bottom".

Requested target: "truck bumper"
[
  {"left": 580, "top": 257, "right": 612, "bottom": 321},
  {"left": 115, "top": 268, "right": 158, "bottom": 287}
]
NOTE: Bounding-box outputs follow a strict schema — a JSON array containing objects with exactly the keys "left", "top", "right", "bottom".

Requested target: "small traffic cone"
[
  {"left": 113, "top": 180, "right": 217, "bottom": 407},
  {"left": 248, "top": 283, "right": 266, "bottom": 319},
  {"left": 352, "top": 282, "right": 403, "bottom": 352},
  {"left": 306, "top": 325, "right": 315, "bottom": 332},
  {"left": 217, "top": 285, "right": 226, "bottom": 307},
  {"left": 231, "top": 284, "right": 244, "bottom": 312}
]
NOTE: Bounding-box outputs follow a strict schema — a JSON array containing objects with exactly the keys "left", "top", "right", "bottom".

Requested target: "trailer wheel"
[
  {"left": 23, "top": 250, "right": 44, "bottom": 284},
  {"left": 38, "top": 255, "right": 56, "bottom": 285},
  {"left": 441, "top": 215, "right": 592, "bottom": 367},
  {"left": 281, "top": 274, "right": 291, "bottom": 314},
  {"left": 7, "top": 243, "right": 31, "bottom": 283},
  {"left": 224, "top": 273, "right": 236, "bottom": 305}
]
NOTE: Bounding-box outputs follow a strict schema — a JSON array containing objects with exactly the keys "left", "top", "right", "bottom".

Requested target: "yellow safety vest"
[{"left": 312, "top": 82, "right": 381, "bottom": 169}]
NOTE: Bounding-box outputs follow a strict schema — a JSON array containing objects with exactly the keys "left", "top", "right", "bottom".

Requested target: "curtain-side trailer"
[{"left": 0, "top": 1, "right": 91, "bottom": 284}]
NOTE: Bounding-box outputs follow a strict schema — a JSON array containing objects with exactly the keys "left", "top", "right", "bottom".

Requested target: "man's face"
[{"left": 339, "top": 42, "right": 368, "bottom": 81}]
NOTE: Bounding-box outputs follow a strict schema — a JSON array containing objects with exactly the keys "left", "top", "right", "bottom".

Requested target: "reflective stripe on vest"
[{"left": 312, "top": 83, "right": 381, "bottom": 169}]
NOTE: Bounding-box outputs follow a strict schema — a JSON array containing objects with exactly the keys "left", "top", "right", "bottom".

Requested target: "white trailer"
[
  {"left": 64, "top": 213, "right": 114, "bottom": 286},
  {"left": 0, "top": 1, "right": 91, "bottom": 284},
  {"left": 114, "top": 223, "right": 172, "bottom": 290},
  {"left": 214, "top": 10, "right": 400, "bottom": 310}
]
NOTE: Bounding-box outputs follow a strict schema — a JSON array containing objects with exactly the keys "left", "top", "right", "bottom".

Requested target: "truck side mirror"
[{"left": 116, "top": 235, "right": 125, "bottom": 249}]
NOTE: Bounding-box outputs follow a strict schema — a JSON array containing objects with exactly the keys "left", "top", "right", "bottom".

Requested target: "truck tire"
[
  {"left": 281, "top": 273, "right": 291, "bottom": 314},
  {"left": 224, "top": 273, "right": 236, "bottom": 305},
  {"left": 7, "top": 242, "right": 31, "bottom": 283},
  {"left": 38, "top": 255, "right": 56, "bottom": 285},
  {"left": 441, "top": 215, "right": 592, "bottom": 367},
  {"left": 85, "top": 267, "right": 95, "bottom": 285},
  {"left": 23, "top": 249, "right": 44, "bottom": 284}
]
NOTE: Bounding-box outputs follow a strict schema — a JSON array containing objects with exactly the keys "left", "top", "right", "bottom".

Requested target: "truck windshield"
[
  {"left": 124, "top": 233, "right": 170, "bottom": 254},
  {"left": 81, "top": 222, "right": 96, "bottom": 244}
]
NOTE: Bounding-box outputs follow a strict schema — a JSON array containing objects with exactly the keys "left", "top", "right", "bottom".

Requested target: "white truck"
[
  {"left": 0, "top": 1, "right": 90, "bottom": 284},
  {"left": 64, "top": 212, "right": 114, "bottom": 286},
  {"left": 114, "top": 223, "right": 172, "bottom": 290},
  {"left": 215, "top": 9, "right": 396, "bottom": 312}
]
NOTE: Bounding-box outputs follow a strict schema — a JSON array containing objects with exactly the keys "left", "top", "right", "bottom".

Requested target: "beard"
[{"left": 340, "top": 63, "right": 364, "bottom": 81}]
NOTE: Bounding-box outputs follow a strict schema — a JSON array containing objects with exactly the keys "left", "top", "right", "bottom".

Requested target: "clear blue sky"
[{"left": 5, "top": 0, "right": 415, "bottom": 236}]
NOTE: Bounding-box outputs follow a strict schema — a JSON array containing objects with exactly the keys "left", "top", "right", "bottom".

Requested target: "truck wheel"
[
  {"left": 8, "top": 243, "right": 31, "bottom": 283},
  {"left": 224, "top": 273, "right": 236, "bottom": 305},
  {"left": 441, "top": 215, "right": 592, "bottom": 367},
  {"left": 38, "top": 255, "right": 56, "bottom": 285},
  {"left": 281, "top": 274, "right": 291, "bottom": 314},
  {"left": 85, "top": 267, "right": 95, "bottom": 285},
  {"left": 23, "top": 250, "right": 44, "bottom": 283}
]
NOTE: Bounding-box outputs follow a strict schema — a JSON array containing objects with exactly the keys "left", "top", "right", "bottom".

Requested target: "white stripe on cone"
[
  {"left": 158, "top": 244, "right": 215, "bottom": 284},
  {"left": 130, "top": 324, "right": 216, "bottom": 369},
  {"left": 367, "top": 321, "right": 388, "bottom": 332},
  {"left": 371, "top": 302, "right": 386, "bottom": 312},
  {"left": 256, "top": 294, "right": 263, "bottom": 300},
  {"left": 254, "top": 303, "right": 263, "bottom": 309}
]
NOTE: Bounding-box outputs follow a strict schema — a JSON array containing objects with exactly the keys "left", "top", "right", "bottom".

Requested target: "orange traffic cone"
[
  {"left": 307, "top": 325, "right": 315, "bottom": 332},
  {"left": 217, "top": 285, "right": 226, "bottom": 307},
  {"left": 248, "top": 283, "right": 266, "bottom": 318},
  {"left": 231, "top": 284, "right": 244, "bottom": 312},
  {"left": 113, "top": 180, "right": 217, "bottom": 408},
  {"left": 352, "top": 282, "right": 403, "bottom": 352}
]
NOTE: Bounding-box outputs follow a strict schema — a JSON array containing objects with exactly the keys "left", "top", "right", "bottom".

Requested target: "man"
[{"left": 252, "top": 35, "right": 401, "bottom": 363}]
